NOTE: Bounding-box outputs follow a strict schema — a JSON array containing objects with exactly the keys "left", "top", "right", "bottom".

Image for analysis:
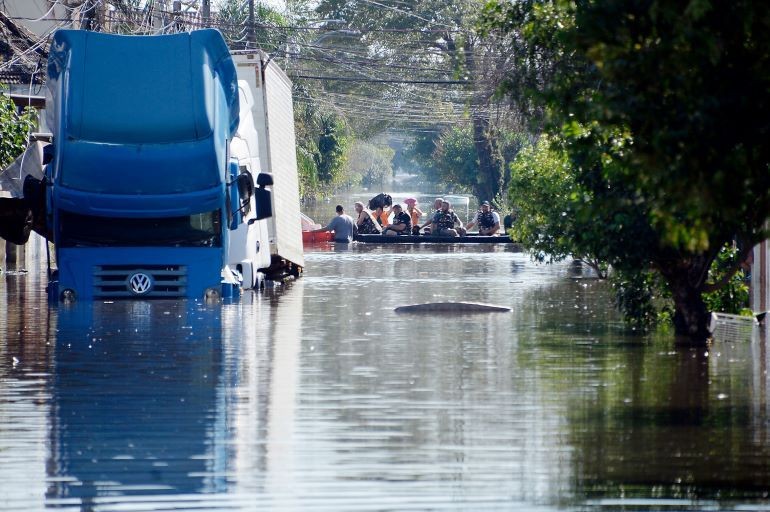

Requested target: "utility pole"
[
  {"left": 81, "top": 0, "right": 98, "bottom": 31},
  {"left": 201, "top": 0, "right": 211, "bottom": 27},
  {"left": 173, "top": 0, "right": 183, "bottom": 32},
  {"left": 247, "top": 0, "right": 256, "bottom": 48}
]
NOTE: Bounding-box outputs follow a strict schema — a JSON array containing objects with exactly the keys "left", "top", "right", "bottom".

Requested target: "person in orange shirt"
[
  {"left": 375, "top": 205, "right": 391, "bottom": 228},
  {"left": 404, "top": 197, "right": 423, "bottom": 234}
]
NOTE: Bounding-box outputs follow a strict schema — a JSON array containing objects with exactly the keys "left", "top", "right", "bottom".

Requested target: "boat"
[
  {"left": 302, "top": 230, "right": 334, "bottom": 243},
  {"left": 354, "top": 233, "right": 516, "bottom": 244},
  {"left": 300, "top": 212, "right": 335, "bottom": 244}
]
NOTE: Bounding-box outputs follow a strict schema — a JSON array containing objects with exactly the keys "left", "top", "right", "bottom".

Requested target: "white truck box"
[{"left": 233, "top": 53, "right": 304, "bottom": 271}]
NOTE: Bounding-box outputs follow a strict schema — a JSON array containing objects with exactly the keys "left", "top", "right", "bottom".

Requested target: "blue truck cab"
[{"left": 44, "top": 29, "right": 268, "bottom": 300}]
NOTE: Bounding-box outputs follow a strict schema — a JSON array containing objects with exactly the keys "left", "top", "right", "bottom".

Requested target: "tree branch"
[{"left": 702, "top": 240, "right": 754, "bottom": 294}]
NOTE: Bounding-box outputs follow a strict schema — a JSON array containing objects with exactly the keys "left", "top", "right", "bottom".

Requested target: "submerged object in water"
[{"left": 394, "top": 302, "right": 511, "bottom": 314}]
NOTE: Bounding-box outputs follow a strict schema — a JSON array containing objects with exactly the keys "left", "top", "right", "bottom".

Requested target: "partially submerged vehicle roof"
[{"left": 46, "top": 29, "right": 239, "bottom": 196}]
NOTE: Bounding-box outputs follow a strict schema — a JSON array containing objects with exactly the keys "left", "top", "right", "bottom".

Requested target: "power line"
[{"left": 292, "top": 75, "right": 469, "bottom": 85}]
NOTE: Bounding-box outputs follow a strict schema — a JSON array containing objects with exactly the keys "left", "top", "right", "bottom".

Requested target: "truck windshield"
[{"left": 59, "top": 211, "right": 222, "bottom": 248}]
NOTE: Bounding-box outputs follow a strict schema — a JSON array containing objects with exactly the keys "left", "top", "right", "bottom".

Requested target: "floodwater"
[{"left": 3, "top": 235, "right": 770, "bottom": 511}]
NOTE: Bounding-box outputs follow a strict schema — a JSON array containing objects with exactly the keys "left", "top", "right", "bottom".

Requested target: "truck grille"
[{"left": 94, "top": 265, "right": 187, "bottom": 298}]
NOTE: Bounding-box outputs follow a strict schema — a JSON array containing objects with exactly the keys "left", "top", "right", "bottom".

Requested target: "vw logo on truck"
[{"left": 128, "top": 272, "right": 153, "bottom": 295}]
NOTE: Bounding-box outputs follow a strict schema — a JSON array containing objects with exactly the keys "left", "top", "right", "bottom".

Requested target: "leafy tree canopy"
[{"left": 483, "top": 0, "right": 770, "bottom": 340}]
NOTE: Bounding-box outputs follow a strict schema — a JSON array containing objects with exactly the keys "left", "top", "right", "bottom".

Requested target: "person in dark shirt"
[
  {"left": 431, "top": 200, "right": 465, "bottom": 237},
  {"left": 383, "top": 204, "right": 411, "bottom": 236}
]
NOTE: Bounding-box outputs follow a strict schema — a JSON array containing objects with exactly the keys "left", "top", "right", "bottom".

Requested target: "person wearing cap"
[
  {"left": 382, "top": 204, "right": 411, "bottom": 236},
  {"left": 431, "top": 200, "right": 465, "bottom": 237},
  {"left": 310, "top": 204, "right": 357, "bottom": 243},
  {"left": 404, "top": 198, "right": 423, "bottom": 235},
  {"left": 466, "top": 201, "right": 501, "bottom": 235}
]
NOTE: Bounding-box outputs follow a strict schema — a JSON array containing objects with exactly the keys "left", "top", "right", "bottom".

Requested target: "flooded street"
[{"left": 2, "top": 238, "right": 770, "bottom": 511}]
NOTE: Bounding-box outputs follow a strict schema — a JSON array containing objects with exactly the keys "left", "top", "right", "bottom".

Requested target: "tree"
[
  {"left": 484, "top": 0, "right": 770, "bottom": 341},
  {"left": 344, "top": 140, "right": 394, "bottom": 190},
  {"left": 214, "top": 0, "right": 289, "bottom": 53},
  {"left": 404, "top": 123, "right": 525, "bottom": 199},
  {"left": 294, "top": 95, "right": 351, "bottom": 198},
  {"left": 0, "top": 92, "right": 36, "bottom": 169},
  {"left": 509, "top": 135, "right": 675, "bottom": 329},
  {"left": 313, "top": 0, "right": 518, "bottom": 202},
  {"left": 314, "top": 112, "right": 349, "bottom": 187}
]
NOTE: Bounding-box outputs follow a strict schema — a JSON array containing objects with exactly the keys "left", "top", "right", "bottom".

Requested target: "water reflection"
[
  {"left": 566, "top": 331, "right": 770, "bottom": 505},
  {"left": 4, "top": 242, "right": 770, "bottom": 510},
  {"left": 48, "top": 301, "right": 226, "bottom": 505}
]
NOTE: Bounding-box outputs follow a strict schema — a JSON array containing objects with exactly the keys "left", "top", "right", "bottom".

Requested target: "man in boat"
[
  {"left": 431, "top": 200, "right": 466, "bottom": 237},
  {"left": 310, "top": 204, "right": 357, "bottom": 243},
  {"left": 466, "top": 201, "right": 501, "bottom": 235},
  {"left": 382, "top": 204, "right": 411, "bottom": 236},
  {"left": 419, "top": 197, "right": 444, "bottom": 234}
]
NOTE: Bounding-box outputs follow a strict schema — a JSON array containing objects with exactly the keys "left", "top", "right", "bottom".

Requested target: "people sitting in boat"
[
  {"left": 431, "top": 200, "right": 466, "bottom": 237},
  {"left": 404, "top": 197, "right": 423, "bottom": 235},
  {"left": 354, "top": 201, "right": 382, "bottom": 234},
  {"left": 419, "top": 197, "right": 444, "bottom": 234},
  {"left": 382, "top": 204, "right": 411, "bottom": 236},
  {"left": 466, "top": 201, "right": 501, "bottom": 235},
  {"left": 310, "top": 204, "right": 357, "bottom": 243}
]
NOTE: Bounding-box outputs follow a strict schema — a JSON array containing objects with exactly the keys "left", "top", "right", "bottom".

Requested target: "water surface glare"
[{"left": 2, "top": 242, "right": 770, "bottom": 511}]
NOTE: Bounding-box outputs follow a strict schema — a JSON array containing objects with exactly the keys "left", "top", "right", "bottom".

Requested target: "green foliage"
[
  {"left": 434, "top": 125, "right": 478, "bottom": 194},
  {"left": 0, "top": 92, "right": 36, "bottom": 169},
  {"left": 312, "top": 0, "right": 515, "bottom": 202},
  {"left": 483, "top": 0, "right": 770, "bottom": 339},
  {"left": 406, "top": 124, "right": 525, "bottom": 198},
  {"left": 293, "top": 99, "right": 350, "bottom": 199},
  {"left": 343, "top": 141, "right": 394, "bottom": 189},
  {"left": 403, "top": 129, "right": 441, "bottom": 186},
  {"left": 296, "top": 144, "right": 318, "bottom": 199},
  {"left": 611, "top": 269, "right": 673, "bottom": 332},
  {"left": 509, "top": 135, "right": 676, "bottom": 329},
  {"left": 702, "top": 245, "right": 751, "bottom": 315},
  {"left": 214, "top": 0, "right": 289, "bottom": 53},
  {"left": 508, "top": 136, "right": 576, "bottom": 263},
  {"left": 315, "top": 113, "right": 348, "bottom": 186}
]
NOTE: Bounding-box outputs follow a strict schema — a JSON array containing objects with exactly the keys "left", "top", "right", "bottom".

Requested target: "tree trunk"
[
  {"left": 659, "top": 259, "right": 712, "bottom": 343},
  {"left": 670, "top": 281, "right": 711, "bottom": 343},
  {"left": 472, "top": 115, "right": 504, "bottom": 203}
]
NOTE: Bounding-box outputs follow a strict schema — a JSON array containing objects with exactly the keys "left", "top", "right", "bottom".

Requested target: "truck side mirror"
[
  {"left": 254, "top": 172, "right": 273, "bottom": 220},
  {"left": 256, "top": 172, "right": 273, "bottom": 187}
]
